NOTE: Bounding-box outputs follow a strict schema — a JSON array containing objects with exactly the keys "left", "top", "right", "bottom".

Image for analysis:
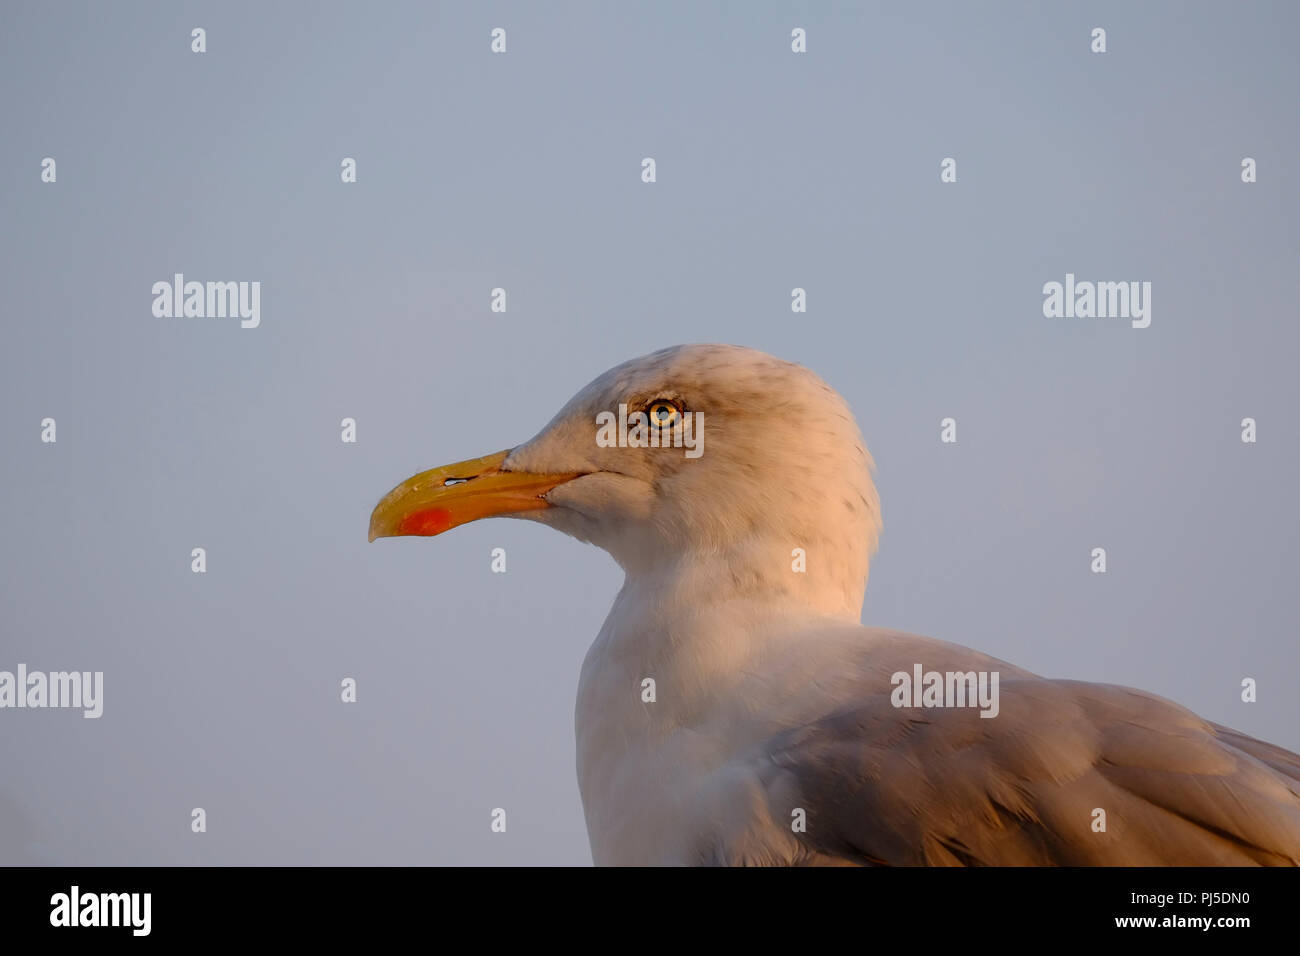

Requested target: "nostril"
[{"left": 445, "top": 476, "right": 472, "bottom": 486}]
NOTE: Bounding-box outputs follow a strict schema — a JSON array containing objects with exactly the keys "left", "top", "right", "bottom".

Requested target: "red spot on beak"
[{"left": 398, "top": 508, "right": 454, "bottom": 536}]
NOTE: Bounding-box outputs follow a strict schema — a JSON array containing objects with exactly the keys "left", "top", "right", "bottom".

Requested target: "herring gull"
[{"left": 369, "top": 344, "right": 1300, "bottom": 866}]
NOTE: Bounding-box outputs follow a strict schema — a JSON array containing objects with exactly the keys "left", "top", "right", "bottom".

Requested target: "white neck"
[{"left": 573, "top": 545, "right": 863, "bottom": 864}]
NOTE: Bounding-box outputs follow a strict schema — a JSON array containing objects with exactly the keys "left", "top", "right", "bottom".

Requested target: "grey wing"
[{"left": 749, "top": 678, "right": 1300, "bottom": 866}]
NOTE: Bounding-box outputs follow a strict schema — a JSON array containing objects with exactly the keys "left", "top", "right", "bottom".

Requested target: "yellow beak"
[{"left": 368, "top": 449, "right": 582, "bottom": 542}]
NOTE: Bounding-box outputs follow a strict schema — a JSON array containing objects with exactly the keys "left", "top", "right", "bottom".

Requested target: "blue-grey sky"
[{"left": 2, "top": 1, "right": 1297, "bottom": 865}]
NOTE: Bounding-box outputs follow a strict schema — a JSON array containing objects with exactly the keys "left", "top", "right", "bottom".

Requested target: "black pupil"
[{"left": 654, "top": 406, "right": 673, "bottom": 422}]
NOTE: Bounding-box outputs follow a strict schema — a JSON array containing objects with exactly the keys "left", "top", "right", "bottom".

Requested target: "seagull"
[{"left": 370, "top": 344, "right": 1300, "bottom": 865}]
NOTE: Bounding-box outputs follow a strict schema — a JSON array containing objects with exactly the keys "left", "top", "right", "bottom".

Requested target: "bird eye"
[{"left": 647, "top": 399, "right": 682, "bottom": 428}]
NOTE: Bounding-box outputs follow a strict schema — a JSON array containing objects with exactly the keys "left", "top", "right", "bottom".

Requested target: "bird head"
[{"left": 369, "top": 344, "right": 881, "bottom": 617}]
